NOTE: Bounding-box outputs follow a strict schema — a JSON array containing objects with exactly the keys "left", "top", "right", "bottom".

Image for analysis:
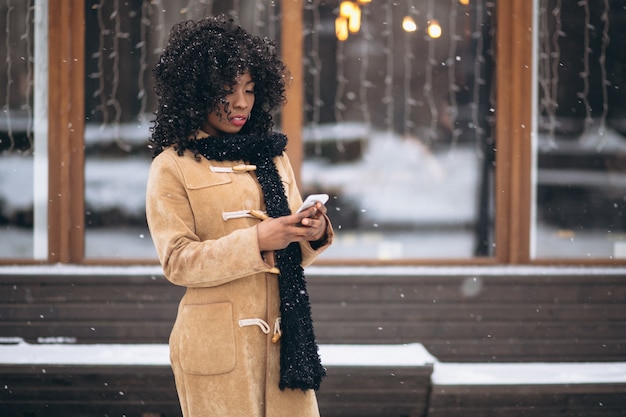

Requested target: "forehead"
[{"left": 234, "top": 72, "right": 254, "bottom": 84}]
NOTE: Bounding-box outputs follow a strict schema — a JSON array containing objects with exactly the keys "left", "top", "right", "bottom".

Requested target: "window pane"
[
  {"left": 0, "top": 1, "right": 38, "bottom": 260},
  {"left": 83, "top": 1, "right": 276, "bottom": 259},
  {"left": 83, "top": 1, "right": 155, "bottom": 259},
  {"left": 533, "top": 0, "right": 626, "bottom": 259},
  {"left": 0, "top": 153, "right": 34, "bottom": 259},
  {"left": 301, "top": 1, "right": 496, "bottom": 259}
]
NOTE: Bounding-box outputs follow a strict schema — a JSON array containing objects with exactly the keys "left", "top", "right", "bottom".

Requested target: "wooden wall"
[
  {"left": 307, "top": 267, "right": 626, "bottom": 362},
  {"left": 1, "top": 266, "right": 625, "bottom": 362}
]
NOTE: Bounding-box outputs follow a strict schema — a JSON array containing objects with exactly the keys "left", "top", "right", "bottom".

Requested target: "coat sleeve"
[
  {"left": 278, "top": 152, "right": 334, "bottom": 267},
  {"left": 146, "top": 151, "right": 272, "bottom": 288}
]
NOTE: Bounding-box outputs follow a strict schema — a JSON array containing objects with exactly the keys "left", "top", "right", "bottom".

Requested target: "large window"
[{"left": 1, "top": 0, "right": 623, "bottom": 265}]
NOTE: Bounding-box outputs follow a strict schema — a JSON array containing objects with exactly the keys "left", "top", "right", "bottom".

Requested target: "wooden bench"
[
  {"left": 3, "top": 339, "right": 625, "bottom": 417},
  {"left": 0, "top": 340, "right": 434, "bottom": 417}
]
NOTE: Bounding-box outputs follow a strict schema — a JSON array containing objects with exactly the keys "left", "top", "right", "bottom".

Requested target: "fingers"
[
  {"left": 295, "top": 202, "right": 327, "bottom": 220},
  {"left": 288, "top": 217, "right": 323, "bottom": 240},
  {"left": 299, "top": 212, "right": 327, "bottom": 241},
  {"left": 312, "top": 201, "right": 327, "bottom": 216},
  {"left": 257, "top": 204, "right": 327, "bottom": 251}
]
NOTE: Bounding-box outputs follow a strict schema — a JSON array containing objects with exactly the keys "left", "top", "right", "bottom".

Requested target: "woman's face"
[{"left": 202, "top": 72, "right": 255, "bottom": 136}]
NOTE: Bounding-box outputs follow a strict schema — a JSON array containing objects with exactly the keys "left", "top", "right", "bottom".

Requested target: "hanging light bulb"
[
  {"left": 427, "top": 19, "right": 442, "bottom": 38},
  {"left": 459, "top": 0, "right": 470, "bottom": 4},
  {"left": 336, "top": 16, "right": 349, "bottom": 41},
  {"left": 402, "top": 16, "right": 417, "bottom": 32},
  {"left": 340, "top": 1, "right": 355, "bottom": 18},
  {"left": 348, "top": 4, "right": 361, "bottom": 33}
]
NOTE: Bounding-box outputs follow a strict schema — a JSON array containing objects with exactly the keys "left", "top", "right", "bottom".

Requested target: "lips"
[{"left": 230, "top": 115, "right": 248, "bottom": 127}]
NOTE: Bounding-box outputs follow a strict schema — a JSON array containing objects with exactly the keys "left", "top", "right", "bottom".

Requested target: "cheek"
[{"left": 209, "top": 110, "right": 226, "bottom": 123}]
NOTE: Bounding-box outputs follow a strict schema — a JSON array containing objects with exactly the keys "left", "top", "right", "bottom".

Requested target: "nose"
[{"left": 231, "top": 90, "right": 248, "bottom": 109}]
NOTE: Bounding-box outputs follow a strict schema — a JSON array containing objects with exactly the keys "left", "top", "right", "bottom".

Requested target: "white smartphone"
[{"left": 296, "top": 193, "right": 329, "bottom": 213}]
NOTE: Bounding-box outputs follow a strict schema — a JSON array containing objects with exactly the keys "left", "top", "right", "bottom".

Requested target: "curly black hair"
[{"left": 149, "top": 15, "right": 289, "bottom": 157}]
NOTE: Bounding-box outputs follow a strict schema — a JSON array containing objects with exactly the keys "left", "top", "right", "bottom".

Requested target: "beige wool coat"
[{"left": 146, "top": 146, "right": 333, "bottom": 417}]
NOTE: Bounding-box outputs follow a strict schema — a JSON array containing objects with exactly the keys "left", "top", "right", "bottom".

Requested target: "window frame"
[
  {"left": 47, "top": 0, "right": 85, "bottom": 264},
  {"left": 2, "top": 0, "right": 620, "bottom": 266},
  {"left": 494, "top": 0, "right": 533, "bottom": 265}
]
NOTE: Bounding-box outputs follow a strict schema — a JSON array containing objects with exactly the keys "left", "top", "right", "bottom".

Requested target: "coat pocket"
[{"left": 178, "top": 301, "right": 237, "bottom": 375}]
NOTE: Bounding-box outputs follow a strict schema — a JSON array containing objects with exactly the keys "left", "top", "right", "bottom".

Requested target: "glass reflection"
[
  {"left": 81, "top": 0, "right": 496, "bottom": 260},
  {"left": 533, "top": 0, "right": 626, "bottom": 259},
  {"left": 0, "top": 2, "right": 36, "bottom": 259},
  {"left": 302, "top": 0, "right": 496, "bottom": 259}
]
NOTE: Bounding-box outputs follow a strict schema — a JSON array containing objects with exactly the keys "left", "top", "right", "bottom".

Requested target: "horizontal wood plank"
[
  {"left": 1, "top": 362, "right": 433, "bottom": 417},
  {"left": 427, "top": 384, "right": 626, "bottom": 417}
]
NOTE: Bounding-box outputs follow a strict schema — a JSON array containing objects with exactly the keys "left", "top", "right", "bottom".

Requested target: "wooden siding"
[
  {"left": 308, "top": 268, "right": 626, "bottom": 362},
  {"left": 0, "top": 365, "right": 180, "bottom": 417},
  {"left": 1, "top": 266, "right": 625, "bottom": 360},
  {"left": 427, "top": 384, "right": 626, "bottom": 417},
  {"left": 0, "top": 362, "right": 432, "bottom": 417}
]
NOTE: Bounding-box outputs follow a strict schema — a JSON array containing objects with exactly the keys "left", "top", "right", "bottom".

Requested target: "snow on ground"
[
  {"left": 0, "top": 154, "right": 35, "bottom": 209},
  {"left": 84, "top": 157, "right": 150, "bottom": 213},
  {"left": 303, "top": 127, "right": 479, "bottom": 225},
  {"left": 1, "top": 127, "right": 480, "bottom": 223},
  {"left": 1, "top": 125, "right": 482, "bottom": 259}
]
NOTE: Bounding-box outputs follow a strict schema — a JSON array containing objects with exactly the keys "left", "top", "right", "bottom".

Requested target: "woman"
[{"left": 146, "top": 16, "right": 333, "bottom": 417}]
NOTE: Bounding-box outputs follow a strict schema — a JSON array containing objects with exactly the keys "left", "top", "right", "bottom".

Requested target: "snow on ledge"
[
  {"left": 2, "top": 264, "right": 626, "bottom": 277},
  {"left": 0, "top": 341, "right": 434, "bottom": 368},
  {"left": 0, "top": 341, "right": 170, "bottom": 366},
  {"left": 1, "top": 340, "right": 625, "bottom": 386},
  {"left": 320, "top": 344, "right": 437, "bottom": 367},
  {"left": 432, "top": 362, "right": 626, "bottom": 385},
  {"left": 0, "top": 264, "right": 163, "bottom": 276}
]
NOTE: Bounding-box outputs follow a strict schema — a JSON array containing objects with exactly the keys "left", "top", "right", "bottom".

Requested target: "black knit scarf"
[{"left": 189, "top": 132, "right": 325, "bottom": 391}]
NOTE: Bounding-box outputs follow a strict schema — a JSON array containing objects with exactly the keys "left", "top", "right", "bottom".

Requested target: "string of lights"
[
  {"left": 424, "top": 0, "right": 437, "bottom": 142},
  {"left": 137, "top": 0, "right": 152, "bottom": 123},
  {"left": 578, "top": 0, "right": 593, "bottom": 128},
  {"left": 383, "top": 0, "right": 394, "bottom": 132},
  {"left": 549, "top": 0, "right": 561, "bottom": 147},
  {"left": 334, "top": 29, "right": 347, "bottom": 124},
  {"left": 4, "top": 1, "right": 15, "bottom": 150},
  {"left": 596, "top": 0, "right": 610, "bottom": 149},
  {"left": 402, "top": 0, "right": 417, "bottom": 137},
  {"left": 303, "top": 0, "right": 324, "bottom": 156},
  {"left": 358, "top": 4, "right": 372, "bottom": 127},
  {"left": 93, "top": 1, "right": 108, "bottom": 125},
  {"left": 447, "top": 0, "right": 460, "bottom": 147},
  {"left": 471, "top": 0, "right": 485, "bottom": 152},
  {"left": 23, "top": 0, "right": 33, "bottom": 148}
]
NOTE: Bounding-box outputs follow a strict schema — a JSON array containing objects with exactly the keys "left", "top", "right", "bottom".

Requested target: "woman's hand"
[{"left": 257, "top": 202, "right": 328, "bottom": 251}]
